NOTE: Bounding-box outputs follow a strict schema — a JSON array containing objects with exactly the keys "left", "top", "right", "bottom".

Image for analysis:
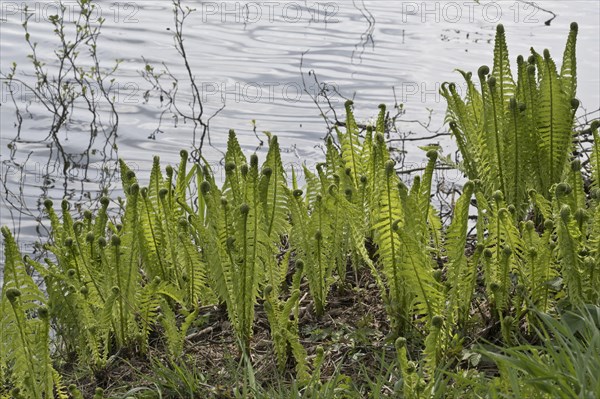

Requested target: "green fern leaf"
[
  {"left": 445, "top": 181, "right": 475, "bottom": 326},
  {"left": 534, "top": 49, "right": 574, "bottom": 187},
  {"left": 337, "top": 100, "right": 362, "bottom": 184},
  {"left": 491, "top": 25, "right": 516, "bottom": 115},
  {"left": 560, "top": 23, "right": 578, "bottom": 100}
]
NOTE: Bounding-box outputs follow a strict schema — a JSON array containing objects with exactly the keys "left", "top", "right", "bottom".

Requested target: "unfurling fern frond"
[
  {"left": 0, "top": 227, "right": 45, "bottom": 311},
  {"left": 395, "top": 337, "right": 420, "bottom": 399},
  {"left": 423, "top": 315, "right": 444, "bottom": 374}
]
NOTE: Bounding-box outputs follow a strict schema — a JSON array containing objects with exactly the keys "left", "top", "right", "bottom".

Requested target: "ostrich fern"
[
  {"left": 442, "top": 23, "right": 580, "bottom": 215},
  {"left": 1, "top": 100, "right": 597, "bottom": 395}
]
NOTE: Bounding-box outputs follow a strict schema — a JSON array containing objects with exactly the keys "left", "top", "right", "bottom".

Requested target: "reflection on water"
[{"left": 1, "top": 0, "right": 599, "bottom": 261}]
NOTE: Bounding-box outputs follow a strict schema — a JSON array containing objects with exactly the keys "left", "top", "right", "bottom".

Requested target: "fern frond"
[
  {"left": 118, "top": 185, "right": 142, "bottom": 317},
  {"left": 560, "top": 23, "right": 578, "bottom": 100},
  {"left": 337, "top": 100, "right": 362, "bottom": 185},
  {"left": 4, "top": 291, "right": 42, "bottom": 398},
  {"left": 119, "top": 158, "right": 138, "bottom": 196},
  {"left": 139, "top": 188, "right": 168, "bottom": 280},
  {"left": 302, "top": 165, "right": 321, "bottom": 208},
  {"left": 423, "top": 316, "right": 444, "bottom": 374},
  {"left": 1, "top": 227, "right": 46, "bottom": 308},
  {"left": 259, "top": 135, "right": 289, "bottom": 240},
  {"left": 491, "top": 25, "right": 516, "bottom": 115},
  {"left": 521, "top": 221, "right": 556, "bottom": 312},
  {"left": 236, "top": 155, "right": 270, "bottom": 347},
  {"left": 395, "top": 224, "right": 444, "bottom": 325},
  {"left": 516, "top": 56, "right": 545, "bottom": 193},
  {"left": 324, "top": 135, "right": 342, "bottom": 181},
  {"left": 445, "top": 181, "right": 475, "bottom": 326},
  {"left": 372, "top": 161, "right": 408, "bottom": 333},
  {"left": 305, "top": 193, "right": 334, "bottom": 316},
  {"left": 223, "top": 129, "right": 248, "bottom": 207},
  {"left": 136, "top": 277, "right": 165, "bottom": 353},
  {"left": 42, "top": 199, "right": 64, "bottom": 242},
  {"left": 555, "top": 204, "right": 584, "bottom": 304},
  {"left": 478, "top": 191, "right": 524, "bottom": 312},
  {"left": 175, "top": 149, "right": 190, "bottom": 203},
  {"left": 177, "top": 219, "right": 210, "bottom": 306},
  {"left": 502, "top": 98, "right": 529, "bottom": 213},
  {"left": 193, "top": 179, "right": 239, "bottom": 330},
  {"left": 441, "top": 79, "right": 480, "bottom": 179},
  {"left": 590, "top": 121, "right": 600, "bottom": 190},
  {"left": 482, "top": 74, "right": 507, "bottom": 196},
  {"left": 535, "top": 48, "right": 574, "bottom": 187}
]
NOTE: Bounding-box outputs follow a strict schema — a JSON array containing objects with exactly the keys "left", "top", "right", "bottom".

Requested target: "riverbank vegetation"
[{"left": 1, "top": 12, "right": 599, "bottom": 399}]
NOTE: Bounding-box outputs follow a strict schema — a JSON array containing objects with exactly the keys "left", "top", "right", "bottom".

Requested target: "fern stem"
[
  {"left": 267, "top": 178, "right": 277, "bottom": 238},
  {"left": 241, "top": 217, "right": 248, "bottom": 347},
  {"left": 249, "top": 202, "right": 260, "bottom": 342},
  {"left": 40, "top": 311, "right": 53, "bottom": 395},
  {"left": 490, "top": 89, "right": 506, "bottom": 195},
  {"left": 113, "top": 243, "right": 126, "bottom": 346},
  {"left": 385, "top": 176, "right": 401, "bottom": 318},
  {"left": 511, "top": 105, "right": 520, "bottom": 206},
  {"left": 529, "top": 250, "right": 536, "bottom": 306},
  {"left": 69, "top": 246, "right": 83, "bottom": 281},
  {"left": 180, "top": 235, "right": 195, "bottom": 304},
  {"left": 588, "top": 261, "right": 596, "bottom": 302},
  {"left": 545, "top": 60, "right": 556, "bottom": 184},
  {"left": 160, "top": 195, "right": 181, "bottom": 285}
]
